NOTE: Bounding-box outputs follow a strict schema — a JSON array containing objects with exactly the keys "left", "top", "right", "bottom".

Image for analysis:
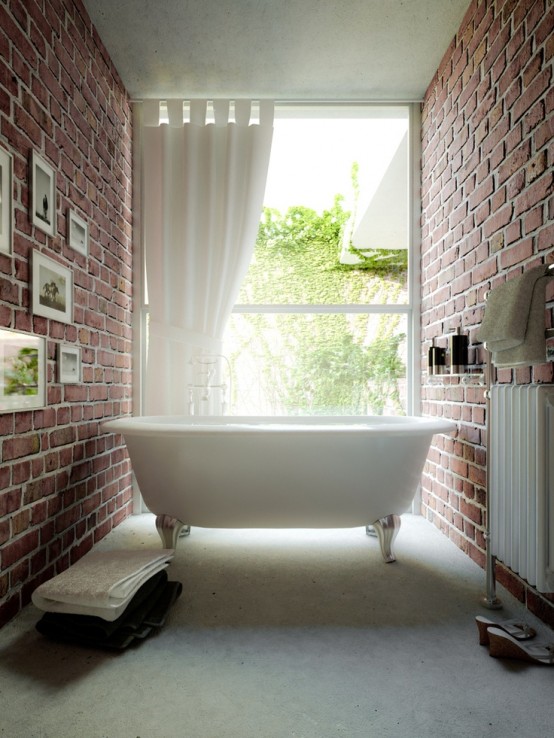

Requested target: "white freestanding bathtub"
[{"left": 102, "top": 415, "right": 456, "bottom": 562}]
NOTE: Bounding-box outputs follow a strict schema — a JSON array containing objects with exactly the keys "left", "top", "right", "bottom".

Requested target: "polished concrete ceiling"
[{"left": 82, "top": 0, "right": 471, "bottom": 101}]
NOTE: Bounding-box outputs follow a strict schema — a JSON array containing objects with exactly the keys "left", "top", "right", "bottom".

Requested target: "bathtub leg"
[
  {"left": 371, "top": 514, "right": 401, "bottom": 563},
  {"left": 155, "top": 514, "right": 188, "bottom": 549}
]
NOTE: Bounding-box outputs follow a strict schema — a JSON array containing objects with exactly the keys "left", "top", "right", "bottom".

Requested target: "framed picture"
[
  {"left": 31, "top": 150, "right": 56, "bottom": 237},
  {"left": 68, "top": 209, "right": 88, "bottom": 256},
  {"left": 58, "top": 344, "right": 81, "bottom": 383},
  {"left": 32, "top": 250, "right": 73, "bottom": 324},
  {"left": 0, "top": 145, "right": 13, "bottom": 255},
  {"left": 0, "top": 328, "right": 46, "bottom": 412}
]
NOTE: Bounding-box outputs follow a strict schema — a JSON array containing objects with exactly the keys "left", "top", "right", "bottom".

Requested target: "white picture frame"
[
  {"left": 0, "top": 328, "right": 46, "bottom": 413},
  {"left": 0, "top": 145, "right": 13, "bottom": 255},
  {"left": 58, "top": 344, "right": 81, "bottom": 384},
  {"left": 32, "top": 250, "right": 73, "bottom": 324},
  {"left": 31, "top": 150, "right": 56, "bottom": 237},
  {"left": 68, "top": 209, "right": 88, "bottom": 256}
]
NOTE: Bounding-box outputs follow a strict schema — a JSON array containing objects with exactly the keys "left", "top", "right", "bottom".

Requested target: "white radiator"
[{"left": 490, "top": 384, "right": 554, "bottom": 593}]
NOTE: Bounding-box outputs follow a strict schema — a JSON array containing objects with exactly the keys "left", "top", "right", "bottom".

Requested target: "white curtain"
[{"left": 140, "top": 99, "right": 274, "bottom": 414}]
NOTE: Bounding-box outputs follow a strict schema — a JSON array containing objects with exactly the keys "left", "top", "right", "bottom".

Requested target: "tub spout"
[{"left": 368, "top": 514, "right": 401, "bottom": 563}]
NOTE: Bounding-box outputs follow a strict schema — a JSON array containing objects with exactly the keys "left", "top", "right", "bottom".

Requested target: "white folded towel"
[
  {"left": 477, "top": 265, "right": 552, "bottom": 367},
  {"left": 32, "top": 549, "right": 174, "bottom": 620}
]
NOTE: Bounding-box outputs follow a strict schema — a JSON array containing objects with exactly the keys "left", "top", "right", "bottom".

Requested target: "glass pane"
[
  {"left": 238, "top": 230, "right": 408, "bottom": 306},
  {"left": 238, "top": 112, "right": 409, "bottom": 305},
  {"left": 223, "top": 312, "right": 407, "bottom": 416}
]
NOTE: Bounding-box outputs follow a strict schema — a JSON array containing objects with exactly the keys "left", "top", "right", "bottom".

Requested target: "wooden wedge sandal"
[
  {"left": 487, "top": 627, "right": 554, "bottom": 665},
  {"left": 475, "top": 615, "right": 536, "bottom": 646}
]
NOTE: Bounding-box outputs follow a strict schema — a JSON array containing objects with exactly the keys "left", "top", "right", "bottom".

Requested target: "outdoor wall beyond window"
[{"left": 224, "top": 104, "right": 419, "bottom": 416}]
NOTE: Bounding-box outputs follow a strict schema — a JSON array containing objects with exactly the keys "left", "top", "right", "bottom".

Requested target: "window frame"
[
  {"left": 229, "top": 102, "right": 421, "bottom": 416},
  {"left": 135, "top": 103, "right": 422, "bottom": 417}
]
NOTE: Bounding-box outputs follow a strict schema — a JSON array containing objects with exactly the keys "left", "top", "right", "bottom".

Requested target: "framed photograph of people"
[
  {"left": 0, "top": 328, "right": 46, "bottom": 412},
  {"left": 0, "top": 145, "right": 13, "bottom": 255},
  {"left": 68, "top": 209, "right": 89, "bottom": 256},
  {"left": 32, "top": 250, "right": 73, "bottom": 324},
  {"left": 57, "top": 344, "right": 81, "bottom": 384},
  {"left": 31, "top": 150, "right": 56, "bottom": 237}
]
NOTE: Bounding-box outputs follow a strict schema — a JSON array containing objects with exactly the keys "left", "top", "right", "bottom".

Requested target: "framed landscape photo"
[
  {"left": 32, "top": 250, "right": 73, "bottom": 324},
  {"left": 68, "top": 209, "right": 88, "bottom": 256},
  {"left": 0, "top": 145, "right": 13, "bottom": 254},
  {"left": 31, "top": 150, "right": 56, "bottom": 237},
  {"left": 58, "top": 344, "right": 81, "bottom": 383},
  {"left": 0, "top": 328, "right": 46, "bottom": 412}
]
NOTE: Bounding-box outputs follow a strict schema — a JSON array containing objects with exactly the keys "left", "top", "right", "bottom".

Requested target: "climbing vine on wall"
[{"left": 228, "top": 194, "right": 408, "bottom": 415}]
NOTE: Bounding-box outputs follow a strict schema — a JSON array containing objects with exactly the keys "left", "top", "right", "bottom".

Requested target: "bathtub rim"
[{"left": 102, "top": 414, "right": 457, "bottom": 437}]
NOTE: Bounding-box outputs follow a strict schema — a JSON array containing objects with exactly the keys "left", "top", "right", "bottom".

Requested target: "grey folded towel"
[
  {"left": 36, "top": 572, "right": 183, "bottom": 650},
  {"left": 32, "top": 549, "right": 174, "bottom": 620},
  {"left": 477, "top": 265, "right": 552, "bottom": 368}
]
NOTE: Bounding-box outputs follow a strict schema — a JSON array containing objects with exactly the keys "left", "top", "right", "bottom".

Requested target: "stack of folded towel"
[
  {"left": 477, "top": 264, "right": 552, "bottom": 368},
  {"left": 32, "top": 549, "right": 182, "bottom": 649}
]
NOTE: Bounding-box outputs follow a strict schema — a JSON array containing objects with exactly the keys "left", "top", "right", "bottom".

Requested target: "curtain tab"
[
  {"left": 167, "top": 100, "right": 184, "bottom": 127},
  {"left": 190, "top": 99, "right": 207, "bottom": 125},
  {"left": 234, "top": 100, "right": 251, "bottom": 126},
  {"left": 259, "top": 100, "right": 274, "bottom": 127},
  {"left": 213, "top": 100, "right": 230, "bottom": 126},
  {"left": 143, "top": 99, "right": 162, "bottom": 126}
]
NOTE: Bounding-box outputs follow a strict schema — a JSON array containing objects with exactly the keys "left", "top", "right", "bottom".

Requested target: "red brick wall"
[
  {"left": 421, "top": 0, "right": 553, "bottom": 624},
  {"left": 0, "top": 0, "right": 133, "bottom": 627}
]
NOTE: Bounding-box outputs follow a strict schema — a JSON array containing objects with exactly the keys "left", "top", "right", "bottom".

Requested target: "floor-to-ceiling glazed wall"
[
  {"left": 420, "top": 0, "right": 553, "bottom": 625},
  {"left": 0, "top": 0, "right": 133, "bottom": 627}
]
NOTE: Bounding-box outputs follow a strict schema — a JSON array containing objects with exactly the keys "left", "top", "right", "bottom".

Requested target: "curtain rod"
[{"left": 129, "top": 98, "right": 424, "bottom": 105}]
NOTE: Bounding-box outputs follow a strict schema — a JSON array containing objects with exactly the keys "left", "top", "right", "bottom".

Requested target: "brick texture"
[
  {"left": 421, "top": 0, "right": 554, "bottom": 627},
  {"left": 0, "top": 0, "right": 133, "bottom": 628}
]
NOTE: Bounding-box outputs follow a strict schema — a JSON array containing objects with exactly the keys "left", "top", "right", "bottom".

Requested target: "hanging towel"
[
  {"left": 477, "top": 265, "right": 552, "bottom": 367},
  {"left": 32, "top": 549, "right": 174, "bottom": 620}
]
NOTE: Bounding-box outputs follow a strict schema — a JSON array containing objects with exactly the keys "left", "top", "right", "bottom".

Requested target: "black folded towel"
[
  {"left": 142, "top": 580, "right": 182, "bottom": 628},
  {"left": 37, "top": 570, "right": 168, "bottom": 639},
  {"left": 36, "top": 573, "right": 182, "bottom": 650}
]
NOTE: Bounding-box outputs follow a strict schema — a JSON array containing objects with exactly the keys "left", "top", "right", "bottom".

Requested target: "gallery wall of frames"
[{"left": 0, "top": 148, "right": 88, "bottom": 411}]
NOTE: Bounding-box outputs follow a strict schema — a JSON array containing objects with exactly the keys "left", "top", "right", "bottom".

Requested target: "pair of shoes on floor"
[{"left": 476, "top": 616, "right": 554, "bottom": 666}]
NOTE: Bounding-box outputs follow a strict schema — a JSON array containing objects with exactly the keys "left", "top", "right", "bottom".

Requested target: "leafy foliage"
[{"left": 229, "top": 194, "right": 408, "bottom": 415}]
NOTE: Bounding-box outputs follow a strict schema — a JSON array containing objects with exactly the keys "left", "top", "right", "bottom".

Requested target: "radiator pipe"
[{"left": 482, "top": 347, "right": 503, "bottom": 609}]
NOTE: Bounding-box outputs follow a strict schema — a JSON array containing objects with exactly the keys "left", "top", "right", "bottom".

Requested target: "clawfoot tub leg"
[
  {"left": 367, "top": 514, "right": 401, "bottom": 563},
  {"left": 155, "top": 514, "right": 190, "bottom": 549}
]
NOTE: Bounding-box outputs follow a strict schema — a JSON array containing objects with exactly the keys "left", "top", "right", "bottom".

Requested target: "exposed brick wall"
[
  {"left": 421, "top": 0, "right": 553, "bottom": 625},
  {"left": 0, "top": 0, "right": 133, "bottom": 627}
]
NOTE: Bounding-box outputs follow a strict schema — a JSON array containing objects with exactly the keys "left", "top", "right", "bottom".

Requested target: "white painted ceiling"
[{"left": 82, "top": 0, "right": 471, "bottom": 101}]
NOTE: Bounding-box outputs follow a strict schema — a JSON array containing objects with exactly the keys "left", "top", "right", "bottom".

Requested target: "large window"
[{"left": 223, "top": 105, "right": 418, "bottom": 416}]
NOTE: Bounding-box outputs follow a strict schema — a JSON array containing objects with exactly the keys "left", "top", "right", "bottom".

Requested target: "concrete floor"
[{"left": 0, "top": 514, "right": 553, "bottom": 738}]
